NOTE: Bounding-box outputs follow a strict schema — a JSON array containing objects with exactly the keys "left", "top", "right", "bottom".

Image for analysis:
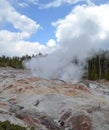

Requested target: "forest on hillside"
[
  {"left": 0, "top": 55, "right": 30, "bottom": 69},
  {"left": 86, "top": 50, "right": 109, "bottom": 80},
  {"left": 0, "top": 51, "right": 109, "bottom": 80}
]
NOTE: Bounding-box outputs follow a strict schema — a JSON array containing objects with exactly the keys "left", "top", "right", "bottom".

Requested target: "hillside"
[{"left": 0, "top": 67, "right": 109, "bottom": 130}]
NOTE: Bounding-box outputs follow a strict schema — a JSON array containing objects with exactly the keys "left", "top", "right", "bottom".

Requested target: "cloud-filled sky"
[{"left": 0, "top": 0, "right": 109, "bottom": 56}]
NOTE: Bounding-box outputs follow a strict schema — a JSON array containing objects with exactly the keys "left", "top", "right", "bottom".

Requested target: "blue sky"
[
  {"left": 5, "top": 1, "right": 74, "bottom": 43},
  {"left": 0, "top": 0, "right": 109, "bottom": 56}
]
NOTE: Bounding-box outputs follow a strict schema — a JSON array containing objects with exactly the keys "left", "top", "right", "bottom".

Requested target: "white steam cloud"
[{"left": 25, "top": 4, "right": 109, "bottom": 82}]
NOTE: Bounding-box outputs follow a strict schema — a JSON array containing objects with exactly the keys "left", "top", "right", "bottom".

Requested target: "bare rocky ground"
[{"left": 0, "top": 67, "right": 109, "bottom": 130}]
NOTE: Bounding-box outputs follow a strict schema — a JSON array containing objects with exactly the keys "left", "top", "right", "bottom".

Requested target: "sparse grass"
[{"left": 0, "top": 121, "right": 35, "bottom": 130}]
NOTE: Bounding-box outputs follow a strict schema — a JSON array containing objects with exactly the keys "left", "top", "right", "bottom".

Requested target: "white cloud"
[
  {"left": 18, "top": 2, "right": 29, "bottom": 8},
  {"left": 53, "top": 4, "right": 109, "bottom": 55},
  {"left": 0, "top": 0, "right": 40, "bottom": 37},
  {"left": 27, "top": 0, "right": 38, "bottom": 5},
  {"left": 40, "top": 0, "right": 94, "bottom": 8},
  {"left": 27, "top": 3, "right": 109, "bottom": 82},
  {"left": 46, "top": 39, "right": 57, "bottom": 52},
  {"left": 47, "top": 39, "right": 56, "bottom": 47},
  {"left": 0, "top": 0, "right": 55, "bottom": 56},
  {"left": 0, "top": 35, "right": 57, "bottom": 56},
  {"left": 17, "top": 0, "right": 38, "bottom": 8}
]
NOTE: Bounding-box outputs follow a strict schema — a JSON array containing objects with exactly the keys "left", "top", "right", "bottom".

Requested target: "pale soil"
[{"left": 0, "top": 67, "right": 109, "bottom": 130}]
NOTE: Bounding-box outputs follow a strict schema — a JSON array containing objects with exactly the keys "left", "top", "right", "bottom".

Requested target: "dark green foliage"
[
  {"left": 0, "top": 121, "right": 35, "bottom": 130},
  {"left": 0, "top": 56, "right": 23, "bottom": 69},
  {"left": 86, "top": 50, "right": 109, "bottom": 80},
  {"left": 30, "top": 127, "right": 35, "bottom": 130},
  {"left": 0, "top": 53, "right": 43, "bottom": 69},
  {"left": 0, "top": 51, "right": 109, "bottom": 80},
  {"left": 0, "top": 55, "right": 31, "bottom": 69},
  {"left": 0, "top": 121, "right": 26, "bottom": 130}
]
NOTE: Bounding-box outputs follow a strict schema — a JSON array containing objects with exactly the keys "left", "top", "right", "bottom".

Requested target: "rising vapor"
[{"left": 25, "top": 4, "right": 109, "bottom": 82}]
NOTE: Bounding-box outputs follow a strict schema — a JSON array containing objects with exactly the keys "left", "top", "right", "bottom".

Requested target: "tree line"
[
  {"left": 86, "top": 50, "right": 109, "bottom": 80},
  {"left": 0, "top": 53, "right": 43, "bottom": 69},
  {"left": 0, "top": 55, "right": 33, "bottom": 69},
  {"left": 0, "top": 51, "right": 109, "bottom": 80}
]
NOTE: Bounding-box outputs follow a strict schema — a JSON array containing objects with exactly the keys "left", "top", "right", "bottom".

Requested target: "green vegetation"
[
  {"left": 72, "top": 50, "right": 109, "bottom": 80},
  {"left": 0, "top": 54, "right": 43, "bottom": 69},
  {"left": 86, "top": 50, "right": 109, "bottom": 80},
  {"left": 0, "top": 120, "right": 35, "bottom": 130},
  {"left": 0, "top": 120, "right": 26, "bottom": 130},
  {"left": 0, "top": 51, "right": 109, "bottom": 80},
  {"left": 0, "top": 55, "right": 33, "bottom": 69}
]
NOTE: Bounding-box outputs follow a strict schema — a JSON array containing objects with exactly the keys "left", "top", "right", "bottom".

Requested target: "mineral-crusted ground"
[{"left": 0, "top": 67, "right": 109, "bottom": 130}]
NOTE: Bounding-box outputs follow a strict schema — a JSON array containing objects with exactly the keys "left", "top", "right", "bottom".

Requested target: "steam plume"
[{"left": 25, "top": 4, "right": 109, "bottom": 82}]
